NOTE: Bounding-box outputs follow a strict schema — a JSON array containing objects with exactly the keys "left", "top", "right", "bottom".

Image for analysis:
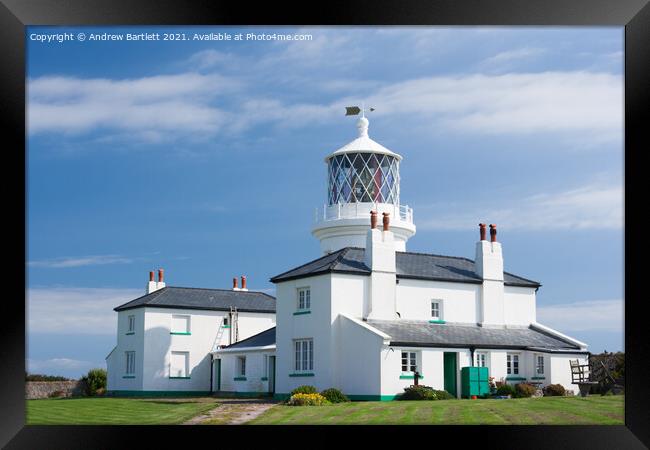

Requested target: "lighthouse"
[{"left": 312, "top": 113, "right": 416, "bottom": 254}]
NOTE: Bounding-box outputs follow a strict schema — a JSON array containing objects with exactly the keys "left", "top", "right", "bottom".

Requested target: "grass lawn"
[
  {"left": 249, "top": 395, "right": 624, "bottom": 425},
  {"left": 26, "top": 397, "right": 219, "bottom": 425}
]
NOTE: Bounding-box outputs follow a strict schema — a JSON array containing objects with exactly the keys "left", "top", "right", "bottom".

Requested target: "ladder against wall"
[{"left": 230, "top": 306, "right": 239, "bottom": 343}]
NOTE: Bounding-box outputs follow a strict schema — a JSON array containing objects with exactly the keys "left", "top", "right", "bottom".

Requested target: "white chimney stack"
[
  {"left": 146, "top": 268, "right": 166, "bottom": 294},
  {"left": 365, "top": 212, "right": 397, "bottom": 320},
  {"left": 475, "top": 224, "right": 505, "bottom": 326}
]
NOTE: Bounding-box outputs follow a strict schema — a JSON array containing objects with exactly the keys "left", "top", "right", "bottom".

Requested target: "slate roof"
[
  {"left": 367, "top": 319, "right": 583, "bottom": 352},
  {"left": 114, "top": 286, "right": 276, "bottom": 313},
  {"left": 221, "top": 327, "right": 276, "bottom": 350},
  {"left": 270, "top": 247, "right": 540, "bottom": 287}
]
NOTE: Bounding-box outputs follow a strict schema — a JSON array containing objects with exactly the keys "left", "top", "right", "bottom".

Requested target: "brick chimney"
[
  {"left": 240, "top": 275, "right": 248, "bottom": 292},
  {"left": 146, "top": 268, "right": 166, "bottom": 294},
  {"left": 474, "top": 223, "right": 505, "bottom": 326}
]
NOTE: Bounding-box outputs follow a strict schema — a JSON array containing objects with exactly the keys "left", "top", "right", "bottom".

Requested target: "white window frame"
[
  {"left": 170, "top": 351, "right": 189, "bottom": 378},
  {"left": 506, "top": 353, "right": 520, "bottom": 375},
  {"left": 127, "top": 315, "right": 135, "bottom": 333},
  {"left": 535, "top": 354, "right": 545, "bottom": 375},
  {"left": 401, "top": 350, "right": 419, "bottom": 373},
  {"left": 171, "top": 314, "right": 191, "bottom": 334},
  {"left": 431, "top": 299, "right": 443, "bottom": 320},
  {"left": 125, "top": 351, "right": 135, "bottom": 375},
  {"left": 294, "top": 338, "right": 314, "bottom": 372},
  {"left": 237, "top": 356, "right": 246, "bottom": 376},
  {"left": 297, "top": 287, "right": 311, "bottom": 311},
  {"left": 475, "top": 352, "right": 488, "bottom": 367}
]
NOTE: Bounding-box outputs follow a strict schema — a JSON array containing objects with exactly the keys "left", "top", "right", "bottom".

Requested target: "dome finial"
[
  {"left": 344, "top": 103, "right": 374, "bottom": 137},
  {"left": 357, "top": 116, "right": 369, "bottom": 137}
]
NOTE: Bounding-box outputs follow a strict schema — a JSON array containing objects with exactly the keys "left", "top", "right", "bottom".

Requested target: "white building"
[
  {"left": 213, "top": 115, "right": 589, "bottom": 400},
  {"left": 106, "top": 272, "right": 276, "bottom": 396}
]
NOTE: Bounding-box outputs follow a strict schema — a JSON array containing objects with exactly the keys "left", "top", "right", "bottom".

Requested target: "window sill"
[
  {"left": 399, "top": 374, "right": 424, "bottom": 380},
  {"left": 234, "top": 376, "right": 247, "bottom": 381},
  {"left": 293, "top": 310, "right": 311, "bottom": 316},
  {"left": 289, "top": 373, "right": 314, "bottom": 377},
  {"left": 169, "top": 376, "right": 191, "bottom": 379},
  {"left": 125, "top": 332, "right": 135, "bottom": 335},
  {"left": 428, "top": 320, "right": 446, "bottom": 324},
  {"left": 170, "top": 332, "right": 191, "bottom": 335},
  {"left": 122, "top": 375, "right": 135, "bottom": 379},
  {"left": 261, "top": 377, "right": 268, "bottom": 381},
  {"left": 505, "top": 376, "right": 526, "bottom": 381},
  {"left": 531, "top": 376, "right": 546, "bottom": 380},
  {"left": 222, "top": 325, "right": 231, "bottom": 329}
]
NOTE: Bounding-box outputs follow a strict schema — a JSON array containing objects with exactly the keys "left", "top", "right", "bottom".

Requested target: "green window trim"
[
  {"left": 170, "top": 332, "right": 191, "bottom": 335},
  {"left": 261, "top": 377, "right": 268, "bottom": 381},
  {"left": 125, "top": 332, "right": 135, "bottom": 335},
  {"left": 505, "top": 376, "right": 527, "bottom": 381},
  {"left": 169, "top": 376, "right": 191, "bottom": 379},
  {"left": 122, "top": 375, "right": 136, "bottom": 379},
  {"left": 234, "top": 376, "right": 247, "bottom": 381},
  {"left": 222, "top": 325, "right": 231, "bottom": 328},
  {"left": 293, "top": 310, "right": 311, "bottom": 316},
  {"left": 289, "top": 373, "right": 314, "bottom": 377},
  {"left": 428, "top": 320, "right": 446, "bottom": 324},
  {"left": 399, "top": 374, "right": 425, "bottom": 379},
  {"left": 531, "top": 376, "right": 546, "bottom": 380}
]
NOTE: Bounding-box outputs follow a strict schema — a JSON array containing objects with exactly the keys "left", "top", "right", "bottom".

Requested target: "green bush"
[
  {"left": 290, "top": 385, "right": 317, "bottom": 396},
  {"left": 542, "top": 384, "right": 566, "bottom": 397},
  {"left": 81, "top": 368, "right": 107, "bottom": 396},
  {"left": 496, "top": 384, "right": 516, "bottom": 397},
  {"left": 432, "top": 389, "right": 454, "bottom": 400},
  {"left": 26, "top": 373, "right": 70, "bottom": 381},
  {"left": 287, "top": 393, "right": 330, "bottom": 406},
  {"left": 399, "top": 385, "right": 435, "bottom": 400},
  {"left": 514, "top": 383, "right": 537, "bottom": 398},
  {"left": 320, "top": 388, "right": 350, "bottom": 403}
]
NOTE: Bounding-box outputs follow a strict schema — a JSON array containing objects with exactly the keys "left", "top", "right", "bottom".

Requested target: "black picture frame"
[{"left": 1, "top": 0, "right": 647, "bottom": 447}]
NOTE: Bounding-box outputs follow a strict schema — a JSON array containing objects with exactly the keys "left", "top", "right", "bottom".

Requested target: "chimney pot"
[
  {"left": 489, "top": 224, "right": 497, "bottom": 242},
  {"left": 370, "top": 210, "right": 378, "bottom": 229},
  {"left": 158, "top": 268, "right": 164, "bottom": 283},
  {"left": 241, "top": 275, "right": 247, "bottom": 290},
  {"left": 233, "top": 277, "right": 238, "bottom": 290},
  {"left": 479, "top": 223, "right": 487, "bottom": 241},
  {"left": 382, "top": 212, "right": 390, "bottom": 231},
  {"left": 149, "top": 271, "right": 154, "bottom": 282}
]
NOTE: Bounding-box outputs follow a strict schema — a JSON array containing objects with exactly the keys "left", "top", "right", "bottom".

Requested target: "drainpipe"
[
  {"left": 470, "top": 347, "right": 476, "bottom": 367},
  {"left": 209, "top": 354, "right": 214, "bottom": 394}
]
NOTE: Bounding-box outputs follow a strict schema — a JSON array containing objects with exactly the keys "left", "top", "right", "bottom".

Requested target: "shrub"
[
  {"left": 287, "top": 393, "right": 329, "bottom": 406},
  {"left": 514, "top": 383, "right": 537, "bottom": 398},
  {"left": 26, "top": 373, "right": 70, "bottom": 382},
  {"left": 543, "top": 384, "right": 566, "bottom": 397},
  {"left": 398, "top": 385, "right": 436, "bottom": 400},
  {"left": 81, "top": 368, "right": 107, "bottom": 396},
  {"left": 95, "top": 387, "right": 106, "bottom": 397},
  {"left": 320, "top": 388, "right": 350, "bottom": 403},
  {"left": 290, "top": 385, "right": 317, "bottom": 396},
  {"left": 432, "top": 389, "right": 455, "bottom": 400},
  {"left": 48, "top": 390, "right": 65, "bottom": 398},
  {"left": 496, "top": 384, "right": 516, "bottom": 397}
]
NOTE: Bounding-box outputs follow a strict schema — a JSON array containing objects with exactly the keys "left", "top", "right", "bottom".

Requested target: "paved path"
[{"left": 183, "top": 398, "right": 277, "bottom": 425}]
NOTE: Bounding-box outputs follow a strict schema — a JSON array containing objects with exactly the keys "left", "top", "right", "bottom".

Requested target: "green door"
[{"left": 444, "top": 352, "right": 457, "bottom": 397}]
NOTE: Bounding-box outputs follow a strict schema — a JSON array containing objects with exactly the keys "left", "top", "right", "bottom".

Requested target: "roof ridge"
[
  {"left": 269, "top": 248, "right": 346, "bottom": 281},
  {"left": 164, "top": 286, "right": 275, "bottom": 298},
  {"left": 396, "top": 249, "right": 474, "bottom": 262},
  {"left": 113, "top": 286, "right": 168, "bottom": 311},
  {"left": 222, "top": 326, "right": 276, "bottom": 349}
]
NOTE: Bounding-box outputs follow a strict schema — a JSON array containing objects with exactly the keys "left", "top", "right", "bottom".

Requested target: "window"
[
  {"left": 127, "top": 315, "right": 135, "bottom": 333},
  {"left": 431, "top": 300, "right": 443, "bottom": 320},
  {"left": 125, "top": 351, "right": 135, "bottom": 375},
  {"left": 401, "top": 351, "right": 418, "bottom": 373},
  {"left": 535, "top": 355, "right": 544, "bottom": 375},
  {"left": 170, "top": 351, "right": 189, "bottom": 378},
  {"left": 171, "top": 315, "right": 190, "bottom": 334},
  {"left": 223, "top": 316, "right": 229, "bottom": 326},
  {"left": 294, "top": 339, "right": 313, "bottom": 372},
  {"left": 475, "top": 352, "right": 487, "bottom": 367},
  {"left": 507, "top": 353, "right": 520, "bottom": 375},
  {"left": 237, "top": 356, "right": 247, "bottom": 376},
  {"left": 297, "top": 288, "right": 311, "bottom": 310}
]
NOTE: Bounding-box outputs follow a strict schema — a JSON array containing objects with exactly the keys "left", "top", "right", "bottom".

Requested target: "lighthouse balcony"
[{"left": 314, "top": 202, "right": 413, "bottom": 224}]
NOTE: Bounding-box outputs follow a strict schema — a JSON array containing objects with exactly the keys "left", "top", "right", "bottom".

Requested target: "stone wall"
[{"left": 26, "top": 381, "right": 86, "bottom": 399}]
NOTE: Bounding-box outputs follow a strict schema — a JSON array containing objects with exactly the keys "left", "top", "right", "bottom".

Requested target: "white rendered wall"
[
  {"left": 395, "top": 279, "right": 480, "bottom": 323},
  {"left": 336, "top": 315, "right": 384, "bottom": 395},
  {"left": 216, "top": 350, "right": 275, "bottom": 393},
  {"left": 107, "top": 309, "right": 145, "bottom": 392},
  {"left": 550, "top": 354, "right": 589, "bottom": 393},
  {"left": 503, "top": 286, "right": 537, "bottom": 325}
]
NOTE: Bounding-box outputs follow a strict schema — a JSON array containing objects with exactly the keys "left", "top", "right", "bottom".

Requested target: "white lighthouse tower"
[{"left": 312, "top": 113, "right": 416, "bottom": 254}]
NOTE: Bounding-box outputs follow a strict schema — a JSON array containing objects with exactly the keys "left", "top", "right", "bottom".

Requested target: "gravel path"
[{"left": 183, "top": 398, "right": 277, "bottom": 425}]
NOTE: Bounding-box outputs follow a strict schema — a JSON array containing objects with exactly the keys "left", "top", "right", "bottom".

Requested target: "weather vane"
[{"left": 344, "top": 102, "right": 375, "bottom": 118}]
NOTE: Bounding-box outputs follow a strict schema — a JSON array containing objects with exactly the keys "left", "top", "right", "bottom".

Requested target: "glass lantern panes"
[{"left": 327, "top": 152, "right": 400, "bottom": 205}]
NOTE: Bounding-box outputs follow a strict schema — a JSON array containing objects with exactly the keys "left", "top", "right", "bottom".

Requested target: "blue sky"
[{"left": 26, "top": 26, "right": 624, "bottom": 378}]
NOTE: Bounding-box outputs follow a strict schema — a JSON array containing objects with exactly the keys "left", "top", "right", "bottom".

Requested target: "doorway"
[
  {"left": 215, "top": 358, "right": 221, "bottom": 392},
  {"left": 268, "top": 356, "right": 276, "bottom": 394},
  {"left": 443, "top": 352, "right": 457, "bottom": 397}
]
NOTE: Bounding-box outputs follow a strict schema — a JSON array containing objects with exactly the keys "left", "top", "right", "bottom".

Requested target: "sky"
[{"left": 26, "top": 26, "right": 624, "bottom": 379}]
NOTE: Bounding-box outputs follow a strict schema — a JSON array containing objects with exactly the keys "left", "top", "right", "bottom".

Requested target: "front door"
[
  {"left": 216, "top": 358, "right": 221, "bottom": 392},
  {"left": 269, "top": 356, "right": 276, "bottom": 394},
  {"left": 444, "top": 352, "right": 457, "bottom": 397}
]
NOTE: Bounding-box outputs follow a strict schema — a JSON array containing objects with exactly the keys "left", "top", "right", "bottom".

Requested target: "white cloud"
[
  {"left": 537, "top": 299, "right": 623, "bottom": 332},
  {"left": 28, "top": 254, "right": 134, "bottom": 268},
  {"left": 479, "top": 48, "right": 547, "bottom": 72},
  {"left": 418, "top": 181, "right": 623, "bottom": 231},
  {"left": 27, "top": 287, "right": 142, "bottom": 335}
]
